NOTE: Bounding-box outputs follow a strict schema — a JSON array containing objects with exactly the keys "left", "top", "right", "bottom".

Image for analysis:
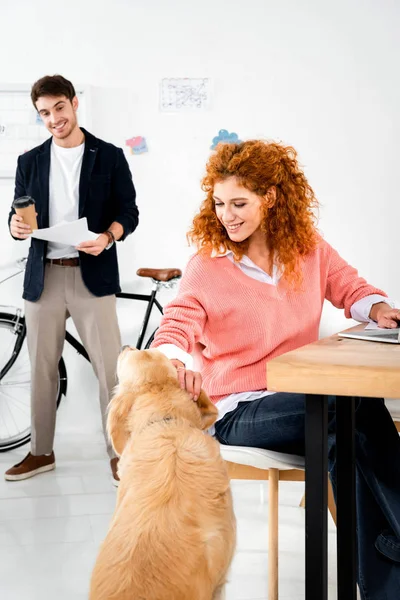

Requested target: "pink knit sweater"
[{"left": 152, "top": 239, "right": 386, "bottom": 403}]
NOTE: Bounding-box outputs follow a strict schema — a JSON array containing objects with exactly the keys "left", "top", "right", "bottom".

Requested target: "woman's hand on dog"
[{"left": 171, "top": 359, "right": 202, "bottom": 401}]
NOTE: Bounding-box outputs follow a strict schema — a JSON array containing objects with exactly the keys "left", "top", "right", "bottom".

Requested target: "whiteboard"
[{"left": 0, "top": 84, "right": 90, "bottom": 179}]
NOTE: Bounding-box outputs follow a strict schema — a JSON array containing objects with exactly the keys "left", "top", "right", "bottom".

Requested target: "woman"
[{"left": 152, "top": 140, "right": 400, "bottom": 599}]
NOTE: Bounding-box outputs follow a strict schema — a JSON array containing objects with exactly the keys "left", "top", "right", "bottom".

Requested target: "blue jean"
[{"left": 214, "top": 394, "right": 400, "bottom": 600}]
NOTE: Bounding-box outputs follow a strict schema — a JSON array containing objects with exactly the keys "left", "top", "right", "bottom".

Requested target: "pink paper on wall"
[{"left": 125, "top": 136, "right": 148, "bottom": 155}]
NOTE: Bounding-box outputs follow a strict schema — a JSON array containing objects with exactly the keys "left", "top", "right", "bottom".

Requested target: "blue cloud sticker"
[{"left": 210, "top": 129, "right": 242, "bottom": 150}]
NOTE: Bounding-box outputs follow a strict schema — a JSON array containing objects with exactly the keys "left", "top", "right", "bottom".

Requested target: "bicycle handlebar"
[
  {"left": 16, "top": 257, "right": 27, "bottom": 271},
  {"left": 0, "top": 257, "right": 27, "bottom": 286}
]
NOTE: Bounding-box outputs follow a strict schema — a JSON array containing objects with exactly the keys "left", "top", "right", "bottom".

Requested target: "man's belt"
[{"left": 46, "top": 258, "right": 80, "bottom": 267}]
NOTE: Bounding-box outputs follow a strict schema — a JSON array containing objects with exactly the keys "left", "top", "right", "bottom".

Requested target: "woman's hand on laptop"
[
  {"left": 370, "top": 302, "right": 400, "bottom": 328},
  {"left": 171, "top": 359, "right": 202, "bottom": 401}
]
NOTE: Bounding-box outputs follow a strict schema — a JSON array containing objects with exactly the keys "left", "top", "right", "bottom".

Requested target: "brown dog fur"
[{"left": 89, "top": 348, "right": 236, "bottom": 600}]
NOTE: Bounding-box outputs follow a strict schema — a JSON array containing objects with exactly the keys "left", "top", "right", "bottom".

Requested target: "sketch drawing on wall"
[{"left": 160, "top": 78, "right": 210, "bottom": 112}]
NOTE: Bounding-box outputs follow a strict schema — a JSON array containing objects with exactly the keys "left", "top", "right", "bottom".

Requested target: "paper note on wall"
[
  {"left": 125, "top": 136, "right": 148, "bottom": 155},
  {"left": 210, "top": 129, "right": 241, "bottom": 150},
  {"left": 160, "top": 78, "right": 211, "bottom": 112}
]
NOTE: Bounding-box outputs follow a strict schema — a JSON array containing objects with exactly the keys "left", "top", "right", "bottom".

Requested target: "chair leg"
[
  {"left": 268, "top": 468, "right": 279, "bottom": 600},
  {"left": 300, "top": 478, "right": 337, "bottom": 526},
  {"left": 327, "top": 475, "right": 337, "bottom": 525}
]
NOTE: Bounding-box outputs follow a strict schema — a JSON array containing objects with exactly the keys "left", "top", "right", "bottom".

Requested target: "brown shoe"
[
  {"left": 110, "top": 457, "right": 119, "bottom": 487},
  {"left": 5, "top": 452, "right": 55, "bottom": 481}
]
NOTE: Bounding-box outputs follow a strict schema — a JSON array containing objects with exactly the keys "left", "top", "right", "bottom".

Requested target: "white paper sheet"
[
  {"left": 365, "top": 321, "right": 400, "bottom": 330},
  {"left": 31, "top": 218, "right": 98, "bottom": 246},
  {"left": 365, "top": 322, "right": 382, "bottom": 330}
]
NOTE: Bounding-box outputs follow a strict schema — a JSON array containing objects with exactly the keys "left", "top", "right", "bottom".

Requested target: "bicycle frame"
[
  {"left": 65, "top": 283, "right": 164, "bottom": 362},
  {"left": 117, "top": 288, "right": 163, "bottom": 350},
  {"left": 0, "top": 262, "right": 173, "bottom": 451},
  {"left": 0, "top": 260, "right": 168, "bottom": 364}
]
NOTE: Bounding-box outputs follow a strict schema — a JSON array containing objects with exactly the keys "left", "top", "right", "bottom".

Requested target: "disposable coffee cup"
[{"left": 12, "top": 196, "right": 38, "bottom": 231}]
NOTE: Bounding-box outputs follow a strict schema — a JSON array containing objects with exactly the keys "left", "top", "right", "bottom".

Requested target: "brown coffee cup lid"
[{"left": 12, "top": 196, "right": 36, "bottom": 209}]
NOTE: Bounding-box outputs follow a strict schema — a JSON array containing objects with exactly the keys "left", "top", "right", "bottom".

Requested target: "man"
[{"left": 5, "top": 74, "right": 138, "bottom": 485}]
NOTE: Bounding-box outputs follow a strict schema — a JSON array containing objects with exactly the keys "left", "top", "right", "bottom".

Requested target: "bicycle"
[{"left": 0, "top": 259, "right": 181, "bottom": 452}]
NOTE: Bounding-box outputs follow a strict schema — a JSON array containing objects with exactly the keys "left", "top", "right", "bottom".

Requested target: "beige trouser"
[{"left": 25, "top": 264, "right": 121, "bottom": 458}]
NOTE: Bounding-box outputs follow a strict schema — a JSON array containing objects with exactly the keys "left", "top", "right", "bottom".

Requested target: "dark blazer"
[{"left": 9, "top": 128, "right": 138, "bottom": 301}]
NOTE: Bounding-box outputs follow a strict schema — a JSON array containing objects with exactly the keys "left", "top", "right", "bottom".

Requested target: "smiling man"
[{"left": 6, "top": 74, "right": 138, "bottom": 485}]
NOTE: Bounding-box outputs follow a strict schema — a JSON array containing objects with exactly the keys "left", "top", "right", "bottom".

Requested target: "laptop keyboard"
[
  {"left": 383, "top": 332, "right": 400, "bottom": 340},
  {"left": 367, "top": 329, "right": 400, "bottom": 340}
]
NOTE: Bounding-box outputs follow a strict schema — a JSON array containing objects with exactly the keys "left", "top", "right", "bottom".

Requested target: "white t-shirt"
[{"left": 47, "top": 141, "right": 85, "bottom": 259}]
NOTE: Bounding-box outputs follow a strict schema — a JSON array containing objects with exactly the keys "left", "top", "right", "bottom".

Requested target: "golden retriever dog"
[{"left": 89, "top": 348, "right": 236, "bottom": 600}]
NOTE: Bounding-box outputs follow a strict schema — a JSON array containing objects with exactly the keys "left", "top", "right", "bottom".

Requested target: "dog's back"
[{"left": 90, "top": 420, "right": 236, "bottom": 600}]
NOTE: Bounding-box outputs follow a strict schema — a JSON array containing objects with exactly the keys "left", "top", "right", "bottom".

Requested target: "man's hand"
[
  {"left": 171, "top": 359, "right": 202, "bottom": 401},
  {"left": 370, "top": 302, "right": 400, "bottom": 329},
  {"left": 76, "top": 234, "right": 109, "bottom": 256},
  {"left": 10, "top": 214, "right": 32, "bottom": 239}
]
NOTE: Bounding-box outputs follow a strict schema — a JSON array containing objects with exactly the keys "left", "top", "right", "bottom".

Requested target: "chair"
[
  {"left": 385, "top": 399, "right": 400, "bottom": 433},
  {"left": 220, "top": 445, "right": 336, "bottom": 600}
]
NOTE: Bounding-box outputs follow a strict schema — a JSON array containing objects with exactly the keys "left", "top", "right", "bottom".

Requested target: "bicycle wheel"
[
  {"left": 144, "top": 328, "right": 158, "bottom": 349},
  {"left": 0, "top": 312, "right": 67, "bottom": 452}
]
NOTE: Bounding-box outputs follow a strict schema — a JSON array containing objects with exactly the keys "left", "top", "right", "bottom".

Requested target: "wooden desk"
[{"left": 267, "top": 324, "right": 400, "bottom": 600}]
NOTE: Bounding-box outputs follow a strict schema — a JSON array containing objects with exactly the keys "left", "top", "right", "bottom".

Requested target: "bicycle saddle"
[{"left": 136, "top": 268, "right": 182, "bottom": 282}]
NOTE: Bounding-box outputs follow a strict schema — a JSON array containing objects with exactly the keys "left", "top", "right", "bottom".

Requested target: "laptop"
[{"left": 338, "top": 326, "right": 400, "bottom": 344}]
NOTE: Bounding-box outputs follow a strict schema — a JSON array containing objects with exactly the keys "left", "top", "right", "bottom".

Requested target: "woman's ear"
[
  {"left": 265, "top": 186, "right": 276, "bottom": 208},
  {"left": 107, "top": 391, "right": 135, "bottom": 456},
  {"left": 195, "top": 389, "right": 218, "bottom": 430}
]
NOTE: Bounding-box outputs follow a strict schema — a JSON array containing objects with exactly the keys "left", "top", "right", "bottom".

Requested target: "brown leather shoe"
[
  {"left": 5, "top": 452, "right": 55, "bottom": 481},
  {"left": 110, "top": 457, "right": 119, "bottom": 487}
]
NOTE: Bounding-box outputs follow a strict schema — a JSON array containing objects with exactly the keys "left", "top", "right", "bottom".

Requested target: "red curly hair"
[{"left": 188, "top": 140, "right": 319, "bottom": 287}]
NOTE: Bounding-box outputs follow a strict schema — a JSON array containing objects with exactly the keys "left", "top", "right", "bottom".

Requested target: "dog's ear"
[
  {"left": 195, "top": 389, "right": 218, "bottom": 430},
  {"left": 107, "top": 391, "right": 135, "bottom": 456}
]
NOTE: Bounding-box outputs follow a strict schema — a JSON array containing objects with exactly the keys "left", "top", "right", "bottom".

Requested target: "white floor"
[{"left": 0, "top": 432, "right": 338, "bottom": 600}]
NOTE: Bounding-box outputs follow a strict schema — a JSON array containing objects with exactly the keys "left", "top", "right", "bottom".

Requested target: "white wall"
[{"left": 0, "top": 0, "right": 399, "bottom": 438}]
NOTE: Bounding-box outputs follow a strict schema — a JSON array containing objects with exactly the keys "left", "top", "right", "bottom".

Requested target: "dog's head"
[{"left": 107, "top": 348, "right": 218, "bottom": 456}]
